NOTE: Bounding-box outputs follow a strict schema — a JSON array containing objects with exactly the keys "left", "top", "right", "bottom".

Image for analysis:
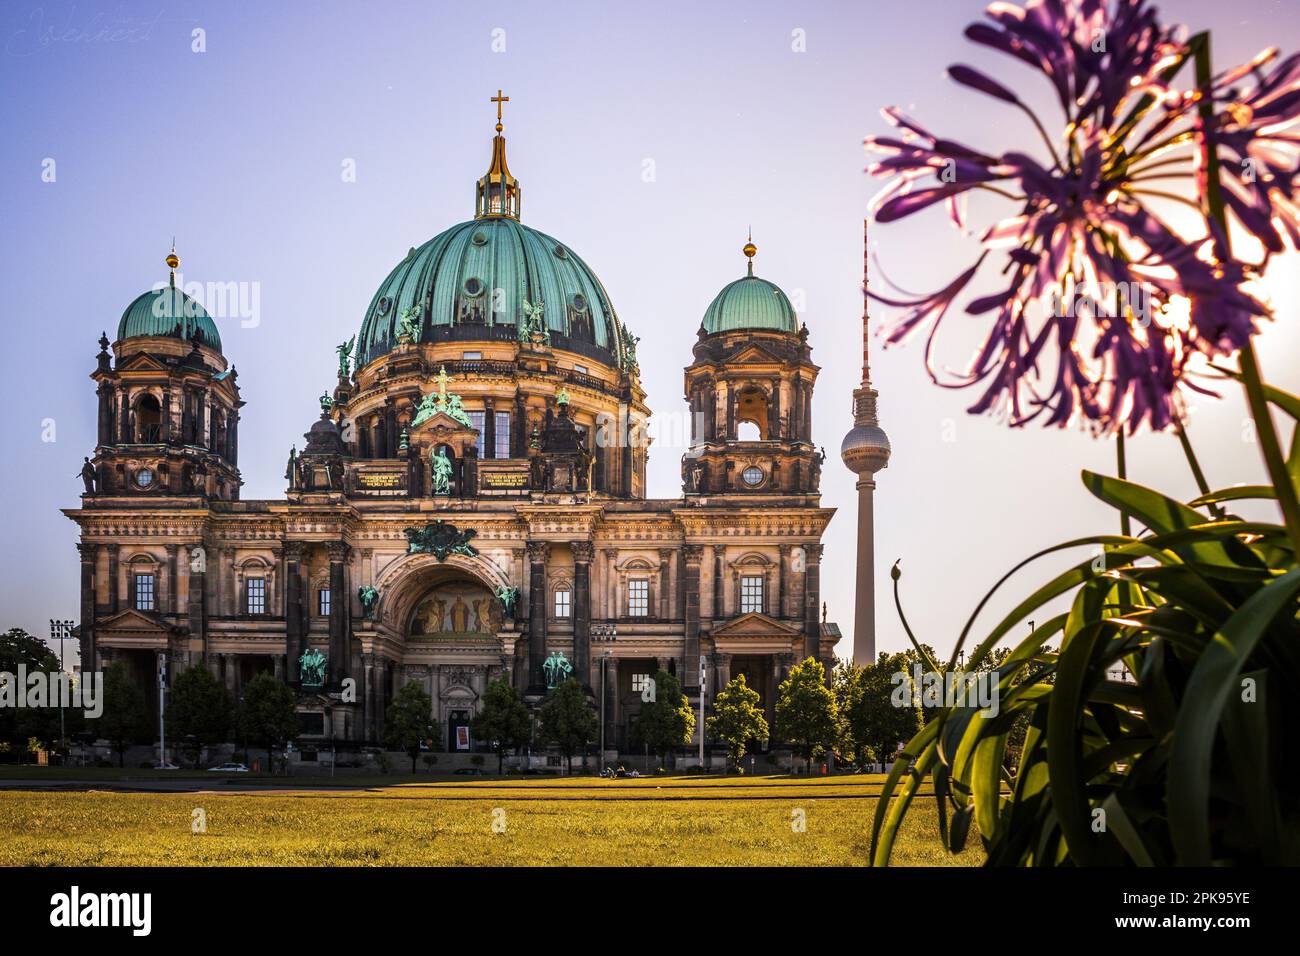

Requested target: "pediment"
[
  {"left": 94, "top": 607, "right": 179, "bottom": 635},
  {"left": 116, "top": 353, "right": 171, "bottom": 373},
  {"left": 409, "top": 411, "right": 479, "bottom": 438},
  {"left": 709, "top": 612, "right": 802, "bottom": 638},
  {"left": 726, "top": 343, "right": 786, "bottom": 366}
]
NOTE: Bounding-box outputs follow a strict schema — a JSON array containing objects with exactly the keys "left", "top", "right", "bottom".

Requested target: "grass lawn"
[{"left": 0, "top": 774, "right": 982, "bottom": 866}]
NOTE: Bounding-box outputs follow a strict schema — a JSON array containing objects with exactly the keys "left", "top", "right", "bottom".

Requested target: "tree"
[
  {"left": 383, "top": 680, "right": 439, "bottom": 773},
  {"left": 236, "top": 672, "right": 298, "bottom": 772},
  {"left": 0, "top": 628, "right": 68, "bottom": 755},
  {"left": 471, "top": 676, "right": 530, "bottom": 774},
  {"left": 97, "top": 661, "right": 150, "bottom": 767},
  {"left": 538, "top": 677, "right": 597, "bottom": 774},
  {"left": 707, "top": 674, "right": 769, "bottom": 772},
  {"left": 837, "top": 652, "right": 922, "bottom": 769},
  {"left": 630, "top": 669, "right": 695, "bottom": 768},
  {"left": 166, "top": 665, "right": 233, "bottom": 766},
  {"left": 775, "top": 657, "right": 838, "bottom": 773}
]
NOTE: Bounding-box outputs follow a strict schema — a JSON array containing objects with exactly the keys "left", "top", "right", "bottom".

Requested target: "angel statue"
[
  {"left": 494, "top": 585, "right": 519, "bottom": 618},
  {"left": 396, "top": 304, "right": 422, "bottom": 343},
  {"left": 519, "top": 298, "right": 549, "bottom": 344},
  {"left": 336, "top": 336, "right": 355, "bottom": 379},
  {"left": 430, "top": 445, "right": 453, "bottom": 496},
  {"left": 357, "top": 585, "right": 379, "bottom": 619}
]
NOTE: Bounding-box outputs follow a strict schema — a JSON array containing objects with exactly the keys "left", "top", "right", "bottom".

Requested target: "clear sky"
[{"left": 2, "top": 0, "right": 1297, "bottom": 662}]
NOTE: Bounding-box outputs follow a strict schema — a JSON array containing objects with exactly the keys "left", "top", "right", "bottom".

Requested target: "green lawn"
[{"left": 0, "top": 774, "right": 981, "bottom": 866}]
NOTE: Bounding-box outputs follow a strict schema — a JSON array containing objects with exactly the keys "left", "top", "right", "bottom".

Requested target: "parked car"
[
  {"left": 206, "top": 762, "right": 249, "bottom": 773},
  {"left": 154, "top": 762, "right": 181, "bottom": 770}
]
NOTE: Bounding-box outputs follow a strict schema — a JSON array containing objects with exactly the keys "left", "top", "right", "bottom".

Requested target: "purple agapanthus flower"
[{"left": 864, "top": 0, "right": 1299, "bottom": 434}]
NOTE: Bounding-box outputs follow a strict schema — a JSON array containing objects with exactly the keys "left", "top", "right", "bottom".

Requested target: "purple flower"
[{"left": 864, "top": 0, "right": 1294, "bottom": 434}]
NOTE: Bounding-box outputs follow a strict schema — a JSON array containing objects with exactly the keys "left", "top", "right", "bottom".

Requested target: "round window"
[
  {"left": 471, "top": 231, "right": 488, "bottom": 246},
  {"left": 463, "top": 277, "right": 485, "bottom": 297},
  {"left": 571, "top": 293, "right": 588, "bottom": 313},
  {"left": 135, "top": 468, "right": 155, "bottom": 489},
  {"left": 553, "top": 244, "right": 568, "bottom": 259},
  {"left": 377, "top": 296, "right": 391, "bottom": 316},
  {"left": 741, "top": 466, "right": 764, "bottom": 487}
]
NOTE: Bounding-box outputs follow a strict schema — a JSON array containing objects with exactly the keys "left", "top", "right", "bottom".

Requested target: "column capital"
[
  {"left": 803, "top": 543, "right": 824, "bottom": 563},
  {"left": 571, "top": 540, "right": 594, "bottom": 563},
  {"left": 682, "top": 544, "right": 704, "bottom": 563},
  {"left": 526, "top": 540, "right": 550, "bottom": 563},
  {"left": 77, "top": 542, "right": 99, "bottom": 561},
  {"left": 712, "top": 544, "right": 726, "bottom": 558},
  {"left": 327, "top": 541, "right": 350, "bottom": 562},
  {"left": 283, "top": 540, "right": 306, "bottom": 560}
]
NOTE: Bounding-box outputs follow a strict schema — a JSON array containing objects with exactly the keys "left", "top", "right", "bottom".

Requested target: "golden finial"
[
  {"left": 743, "top": 229, "right": 757, "bottom": 276},
  {"left": 491, "top": 88, "right": 509, "bottom": 134},
  {"left": 166, "top": 240, "right": 179, "bottom": 287}
]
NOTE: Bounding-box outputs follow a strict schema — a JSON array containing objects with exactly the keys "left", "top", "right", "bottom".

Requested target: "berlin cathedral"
[{"left": 64, "top": 98, "right": 845, "bottom": 758}]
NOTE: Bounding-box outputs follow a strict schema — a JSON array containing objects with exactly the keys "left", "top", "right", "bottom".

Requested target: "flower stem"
[
  {"left": 1174, "top": 416, "right": 1225, "bottom": 519},
  {"left": 1116, "top": 430, "right": 1133, "bottom": 537},
  {"left": 1192, "top": 31, "right": 1300, "bottom": 555}
]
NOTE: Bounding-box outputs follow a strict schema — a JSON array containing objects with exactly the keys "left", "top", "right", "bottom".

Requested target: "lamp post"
[
  {"left": 698, "top": 654, "right": 706, "bottom": 769},
  {"left": 592, "top": 623, "right": 617, "bottom": 768},
  {"left": 48, "top": 619, "right": 74, "bottom": 757}
]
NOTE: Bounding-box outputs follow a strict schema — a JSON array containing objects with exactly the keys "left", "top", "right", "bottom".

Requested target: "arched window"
[
  {"left": 735, "top": 386, "right": 769, "bottom": 440},
  {"left": 135, "top": 394, "right": 162, "bottom": 443}
]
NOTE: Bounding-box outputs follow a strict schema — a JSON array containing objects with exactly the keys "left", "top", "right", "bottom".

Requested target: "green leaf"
[{"left": 1167, "top": 566, "right": 1300, "bottom": 865}]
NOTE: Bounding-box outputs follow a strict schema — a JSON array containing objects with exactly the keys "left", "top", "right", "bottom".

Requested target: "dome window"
[
  {"left": 471, "top": 231, "right": 488, "bottom": 246},
  {"left": 741, "top": 466, "right": 765, "bottom": 487},
  {"left": 571, "top": 293, "right": 588, "bottom": 313},
  {"left": 377, "top": 296, "right": 392, "bottom": 317},
  {"left": 463, "top": 277, "right": 486, "bottom": 298},
  {"left": 553, "top": 244, "right": 568, "bottom": 259}
]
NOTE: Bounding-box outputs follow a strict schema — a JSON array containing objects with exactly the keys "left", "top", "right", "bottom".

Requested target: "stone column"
[
  {"left": 327, "top": 542, "right": 349, "bottom": 684},
  {"left": 682, "top": 545, "right": 703, "bottom": 694},
  {"left": 803, "top": 544, "right": 823, "bottom": 662},
  {"left": 572, "top": 541, "right": 593, "bottom": 689},
  {"left": 283, "top": 542, "right": 304, "bottom": 682},
  {"left": 526, "top": 541, "right": 549, "bottom": 693},
  {"left": 715, "top": 652, "right": 732, "bottom": 694},
  {"left": 77, "top": 544, "right": 97, "bottom": 670},
  {"left": 605, "top": 656, "right": 621, "bottom": 749},
  {"left": 107, "top": 548, "right": 120, "bottom": 613},
  {"left": 712, "top": 546, "right": 725, "bottom": 620},
  {"left": 186, "top": 546, "right": 205, "bottom": 648},
  {"left": 657, "top": 549, "right": 672, "bottom": 619},
  {"left": 97, "top": 384, "right": 114, "bottom": 446},
  {"left": 777, "top": 545, "right": 790, "bottom": 619},
  {"left": 363, "top": 654, "right": 376, "bottom": 742},
  {"left": 165, "top": 544, "right": 179, "bottom": 616}
]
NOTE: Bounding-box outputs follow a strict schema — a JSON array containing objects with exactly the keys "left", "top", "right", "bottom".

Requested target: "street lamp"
[
  {"left": 48, "top": 619, "right": 74, "bottom": 758},
  {"left": 592, "top": 623, "right": 617, "bottom": 768}
]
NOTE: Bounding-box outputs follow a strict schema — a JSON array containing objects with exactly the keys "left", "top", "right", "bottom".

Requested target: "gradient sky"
[{"left": 3, "top": 0, "right": 1298, "bottom": 663}]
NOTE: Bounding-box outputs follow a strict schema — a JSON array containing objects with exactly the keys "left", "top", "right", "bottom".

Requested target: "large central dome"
[
  {"left": 355, "top": 116, "right": 628, "bottom": 371},
  {"left": 356, "top": 217, "right": 624, "bottom": 369}
]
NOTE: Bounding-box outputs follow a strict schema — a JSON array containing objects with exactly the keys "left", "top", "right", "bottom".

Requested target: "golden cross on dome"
[{"left": 491, "top": 89, "right": 509, "bottom": 132}]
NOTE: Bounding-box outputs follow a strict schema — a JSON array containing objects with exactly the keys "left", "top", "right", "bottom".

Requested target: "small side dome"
[
  {"left": 700, "top": 239, "right": 798, "bottom": 334},
  {"left": 116, "top": 248, "right": 223, "bottom": 351}
]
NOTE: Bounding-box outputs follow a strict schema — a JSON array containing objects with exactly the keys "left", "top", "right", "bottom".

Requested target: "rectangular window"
[
  {"left": 246, "top": 577, "right": 267, "bottom": 615},
  {"left": 317, "top": 588, "right": 331, "bottom": 617},
  {"left": 554, "top": 589, "right": 571, "bottom": 619},
  {"left": 740, "top": 575, "right": 764, "bottom": 614},
  {"left": 627, "top": 579, "right": 649, "bottom": 617},
  {"left": 574, "top": 364, "right": 588, "bottom": 375},
  {"left": 494, "top": 411, "right": 511, "bottom": 459},
  {"left": 462, "top": 351, "right": 482, "bottom": 361},
  {"left": 469, "top": 410, "right": 486, "bottom": 458},
  {"left": 134, "top": 573, "right": 155, "bottom": 611}
]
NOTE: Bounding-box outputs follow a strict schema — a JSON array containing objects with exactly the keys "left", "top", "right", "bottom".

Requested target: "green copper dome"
[
  {"left": 356, "top": 216, "right": 627, "bottom": 368},
  {"left": 701, "top": 274, "right": 798, "bottom": 334},
  {"left": 117, "top": 285, "right": 223, "bottom": 352}
]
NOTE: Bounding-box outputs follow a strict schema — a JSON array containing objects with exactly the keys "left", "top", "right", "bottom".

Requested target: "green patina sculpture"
[
  {"left": 396, "top": 304, "right": 422, "bottom": 342},
  {"left": 619, "top": 322, "right": 640, "bottom": 369},
  {"left": 319, "top": 392, "right": 334, "bottom": 412},
  {"left": 336, "top": 335, "right": 355, "bottom": 379},
  {"left": 357, "top": 585, "right": 379, "bottom": 619},
  {"left": 542, "top": 651, "right": 572, "bottom": 689},
  {"left": 556, "top": 387, "right": 570, "bottom": 406},
  {"left": 411, "top": 366, "right": 474, "bottom": 429},
  {"left": 519, "top": 298, "right": 549, "bottom": 344},
  {"left": 299, "top": 648, "right": 327, "bottom": 687},
  {"left": 430, "top": 446, "right": 453, "bottom": 496},
  {"left": 404, "top": 520, "right": 478, "bottom": 561},
  {"left": 494, "top": 585, "right": 519, "bottom": 618}
]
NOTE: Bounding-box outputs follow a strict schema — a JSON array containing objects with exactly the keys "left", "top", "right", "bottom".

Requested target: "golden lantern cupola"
[{"left": 475, "top": 89, "right": 522, "bottom": 220}]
